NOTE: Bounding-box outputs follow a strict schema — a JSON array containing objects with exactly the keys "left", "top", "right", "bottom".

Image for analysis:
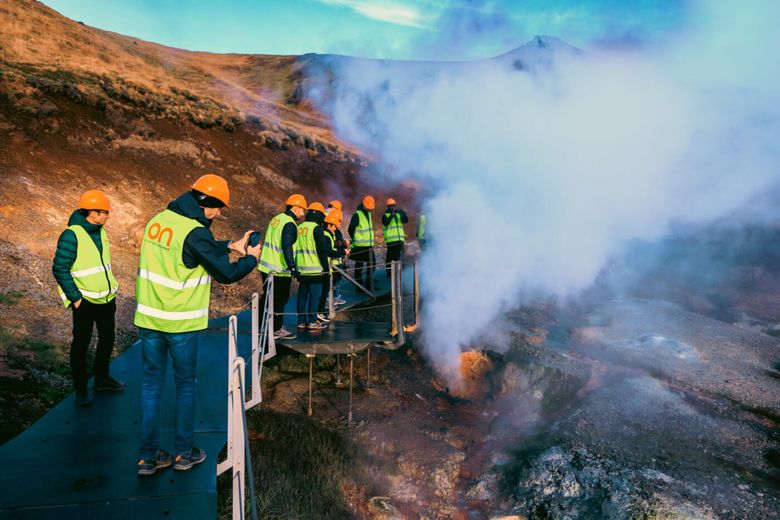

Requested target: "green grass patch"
[
  {"left": 217, "top": 410, "right": 380, "bottom": 520},
  {"left": 0, "top": 291, "right": 23, "bottom": 305},
  {"left": 0, "top": 331, "right": 69, "bottom": 375}
]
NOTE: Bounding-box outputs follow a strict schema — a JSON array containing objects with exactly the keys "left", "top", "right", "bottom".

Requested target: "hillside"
[{"left": 0, "top": 0, "right": 388, "bottom": 438}]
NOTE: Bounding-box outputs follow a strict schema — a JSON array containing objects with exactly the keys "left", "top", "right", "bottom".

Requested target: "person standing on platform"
[
  {"left": 348, "top": 195, "right": 375, "bottom": 288},
  {"left": 135, "top": 174, "right": 260, "bottom": 476},
  {"left": 317, "top": 209, "right": 350, "bottom": 322},
  {"left": 53, "top": 189, "right": 123, "bottom": 408},
  {"left": 417, "top": 213, "right": 427, "bottom": 251},
  {"left": 294, "top": 202, "right": 329, "bottom": 330},
  {"left": 381, "top": 198, "right": 408, "bottom": 277},
  {"left": 257, "top": 194, "right": 307, "bottom": 339}
]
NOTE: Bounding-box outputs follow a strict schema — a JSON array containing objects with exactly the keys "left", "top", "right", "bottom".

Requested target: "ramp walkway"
[{"left": 0, "top": 260, "right": 417, "bottom": 519}]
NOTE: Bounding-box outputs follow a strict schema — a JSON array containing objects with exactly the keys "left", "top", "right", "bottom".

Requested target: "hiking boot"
[
  {"left": 137, "top": 449, "right": 173, "bottom": 477},
  {"left": 174, "top": 447, "right": 206, "bottom": 471},
  {"left": 75, "top": 391, "right": 92, "bottom": 408},
  {"left": 273, "top": 327, "right": 296, "bottom": 340},
  {"left": 316, "top": 313, "right": 330, "bottom": 323},
  {"left": 95, "top": 376, "right": 126, "bottom": 392},
  {"left": 308, "top": 322, "right": 327, "bottom": 331}
]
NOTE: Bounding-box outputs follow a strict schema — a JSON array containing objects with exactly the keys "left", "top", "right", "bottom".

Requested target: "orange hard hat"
[
  {"left": 77, "top": 189, "right": 112, "bottom": 211},
  {"left": 286, "top": 193, "right": 307, "bottom": 209},
  {"left": 328, "top": 200, "right": 342, "bottom": 211},
  {"left": 386, "top": 198, "right": 396, "bottom": 205},
  {"left": 192, "top": 174, "right": 230, "bottom": 207},
  {"left": 324, "top": 209, "right": 342, "bottom": 225},
  {"left": 362, "top": 195, "right": 375, "bottom": 210},
  {"left": 308, "top": 202, "right": 326, "bottom": 214}
]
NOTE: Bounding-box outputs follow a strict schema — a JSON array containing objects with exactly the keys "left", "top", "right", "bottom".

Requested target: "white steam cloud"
[{"left": 315, "top": 0, "right": 780, "bottom": 383}]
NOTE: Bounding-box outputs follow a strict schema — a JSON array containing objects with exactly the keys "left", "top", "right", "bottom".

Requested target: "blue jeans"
[
  {"left": 297, "top": 277, "right": 323, "bottom": 326},
  {"left": 139, "top": 327, "right": 199, "bottom": 460}
]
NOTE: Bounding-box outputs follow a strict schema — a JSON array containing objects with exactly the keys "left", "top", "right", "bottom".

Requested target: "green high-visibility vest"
[
  {"left": 417, "top": 214, "right": 426, "bottom": 240},
  {"left": 382, "top": 211, "right": 406, "bottom": 244},
  {"left": 352, "top": 210, "right": 374, "bottom": 247},
  {"left": 294, "top": 221, "right": 323, "bottom": 275},
  {"left": 257, "top": 212, "right": 296, "bottom": 277},
  {"left": 57, "top": 225, "right": 119, "bottom": 307},
  {"left": 134, "top": 209, "right": 211, "bottom": 333}
]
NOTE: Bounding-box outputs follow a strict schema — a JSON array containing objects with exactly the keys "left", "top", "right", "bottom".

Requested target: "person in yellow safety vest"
[
  {"left": 294, "top": 202, "right": 346, "bottom": 330},
  {"left": 381, "top": 197, "right": 409, "bottom": 277},
  {"left": 417, "top": 213, "right": 427, "bottom": 251},
  {"left": 257, "top": 193, "right": 307, "bottom": 340},
  {"left": 318, "top": 201, "right": 348, "bottom": 315},
  {"left": 135, "top": 174, "right": 260, "bottom": 477},
  {"left": 52, "top": 189, "right": 123, "bottom": 408},
  {"left": 347, "top": 195, "right": 376, "bottom": 288}
]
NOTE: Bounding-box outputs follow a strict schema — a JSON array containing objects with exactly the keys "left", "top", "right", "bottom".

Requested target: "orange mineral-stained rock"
[{"left": 450, "top": 351, "right": 493, "bottom": 400}]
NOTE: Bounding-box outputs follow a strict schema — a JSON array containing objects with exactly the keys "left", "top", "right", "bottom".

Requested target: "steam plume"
[{"left": 313, "top": 0, "right": 780, "bottom": 383}]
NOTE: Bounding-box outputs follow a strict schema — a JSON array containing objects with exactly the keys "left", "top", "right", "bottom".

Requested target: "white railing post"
[
  {"left": 216, "top": 315, "right": 246, "bottom": 520},
  {"left": 246, "top": 292, "right": 262, "bottom": 408}
]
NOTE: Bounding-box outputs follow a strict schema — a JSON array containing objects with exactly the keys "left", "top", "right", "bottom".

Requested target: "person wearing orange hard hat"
[
  {"left": 135, "top": 174, "right": 260, "bottom": 477},
  {"left": 53, "top": 189, "right": 123, "bottom": 408},
  {"left": 347, "top": 195, "right": 376, "bottom": 289},
  {"left": 317, "top": 209, "right": 350, "bottom": 320},
  {"left": 257, "top": 193, "right": 307, "bottom": 340},
  {"left": 381, "top": 197, "right": 409, "bottom": 277}
]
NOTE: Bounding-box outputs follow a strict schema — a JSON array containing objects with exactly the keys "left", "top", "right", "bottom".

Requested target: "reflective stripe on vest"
[
  {"left": 294, "top": 221, "right": 323, "bottom": 274},
  {"left": 417, "top": 214, "right": 426, "bottom": 240},
  {"left": 353, "top": 210, "right": 374, "bottom": 247},
  {"left": 257, "top": 212, "right": 295, "bottom": 277},
  {"left": 134, "top": 209, "right": 211, "bottom": 333},
  {"left": 382, "top": 212, "right": 405, "bottom": 244},
  {"left": 57, "top": 225, "right": 119, "bottom": 307}
]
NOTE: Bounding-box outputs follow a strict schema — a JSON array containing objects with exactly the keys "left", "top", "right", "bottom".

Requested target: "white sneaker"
[
  {"left": 316, "top": 313, "right": 330, "bottom": 323},
  {"left": 334, "top": 297, "right": 347, "bottom": 305},
  {"left": 273, "top": 327, "right": 296, "bottom": 340}
]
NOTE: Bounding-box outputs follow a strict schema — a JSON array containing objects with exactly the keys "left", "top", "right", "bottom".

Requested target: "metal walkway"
[{"left": 0, "top": 261, "right": 416, "bottom": 519}]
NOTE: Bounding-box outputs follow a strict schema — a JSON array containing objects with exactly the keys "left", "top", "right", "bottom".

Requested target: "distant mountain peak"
[{"left": 493, "top": 36, "right": 583, "bottom": 72}]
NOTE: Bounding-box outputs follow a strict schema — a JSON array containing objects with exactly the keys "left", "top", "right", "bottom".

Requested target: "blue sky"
[{"left": 41, "top": 0, "right": 686, "bottom": 59}]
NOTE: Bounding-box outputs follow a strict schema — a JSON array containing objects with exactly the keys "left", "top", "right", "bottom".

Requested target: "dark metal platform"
[{"left": 0, "top": 328, "right": 253, "bottom": 519}]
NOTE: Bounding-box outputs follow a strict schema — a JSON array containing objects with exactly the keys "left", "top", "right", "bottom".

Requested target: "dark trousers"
[
  {"left": 70, "top": 298, "right": 116, "bottom": 393},
  {"left": 385, "top": 241, "right": 405, "bottom": 276},
  {"left": 297, "top": 277, "right": 323, "bottom": 326},
  {"left": 261, "top": 272, "right": 293, "bottom": 332},
  {"left": 351, "top": 247, "right": 374, "bottom": 287}
]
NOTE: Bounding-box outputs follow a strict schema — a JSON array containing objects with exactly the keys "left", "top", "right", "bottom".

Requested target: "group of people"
[{"left": 52, "top": 174, "right": 425, "bottom": 478}]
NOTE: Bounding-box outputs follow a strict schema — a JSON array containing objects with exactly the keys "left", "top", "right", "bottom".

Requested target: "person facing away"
[
  {"left": 52, "top": 189, "right": 124, "bottom": 408},
  {"left": 294, "top": 202, "right": 331, "bottom": 330},
  {"left": 381, "top": 197, "right": 408, "bottom": 277},
  {"left": 417, "top": 213, "right": 427, "bottom": 251},
  {"left": 348, "top": 195, "right": 375, "bottom": 288},
  {"left": 135, "top": 174, "right": 260, "bottom": 477},
  {"left": 257, "top": 193, "right": 307, "bottom": 340}
]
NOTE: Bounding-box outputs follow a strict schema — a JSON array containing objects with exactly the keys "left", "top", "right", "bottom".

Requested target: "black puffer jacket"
[
  {"left": 52, "top": 210, "right": 108, "bottom": 304},
  {"left": 167, "top": 192, "right": 257, "bottom": 283}
]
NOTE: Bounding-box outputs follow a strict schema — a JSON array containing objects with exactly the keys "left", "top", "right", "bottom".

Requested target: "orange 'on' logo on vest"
[{"left": 148, "top": 223, "right": 174, "bottom": 247}]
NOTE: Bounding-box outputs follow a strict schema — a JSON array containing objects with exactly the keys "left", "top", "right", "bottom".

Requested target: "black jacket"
[
  {"left": 168, "top": 192, "right": 257, "bottom": 283},
  {"left": 348, "top": 204, "right": 373, "bottom": 245},
  {"left": 381, "top": 208, "right": 409, "bottom": 226},
  {"left": 52, "top": 210, "right": 107, "bottom": 304}
]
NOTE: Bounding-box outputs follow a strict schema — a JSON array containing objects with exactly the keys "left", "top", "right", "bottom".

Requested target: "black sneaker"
[
  {"left": 75, "top": 391, "right": 92, "bottom": 408},
  {"left": 174, "top": 447, "right": 206, "bottom": 471},
  {"left": 95, "top": 376, "right": 126, "bottom": 392},
  {"left": 137, "top": 449, "right": 173, "bottom": 477}
]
